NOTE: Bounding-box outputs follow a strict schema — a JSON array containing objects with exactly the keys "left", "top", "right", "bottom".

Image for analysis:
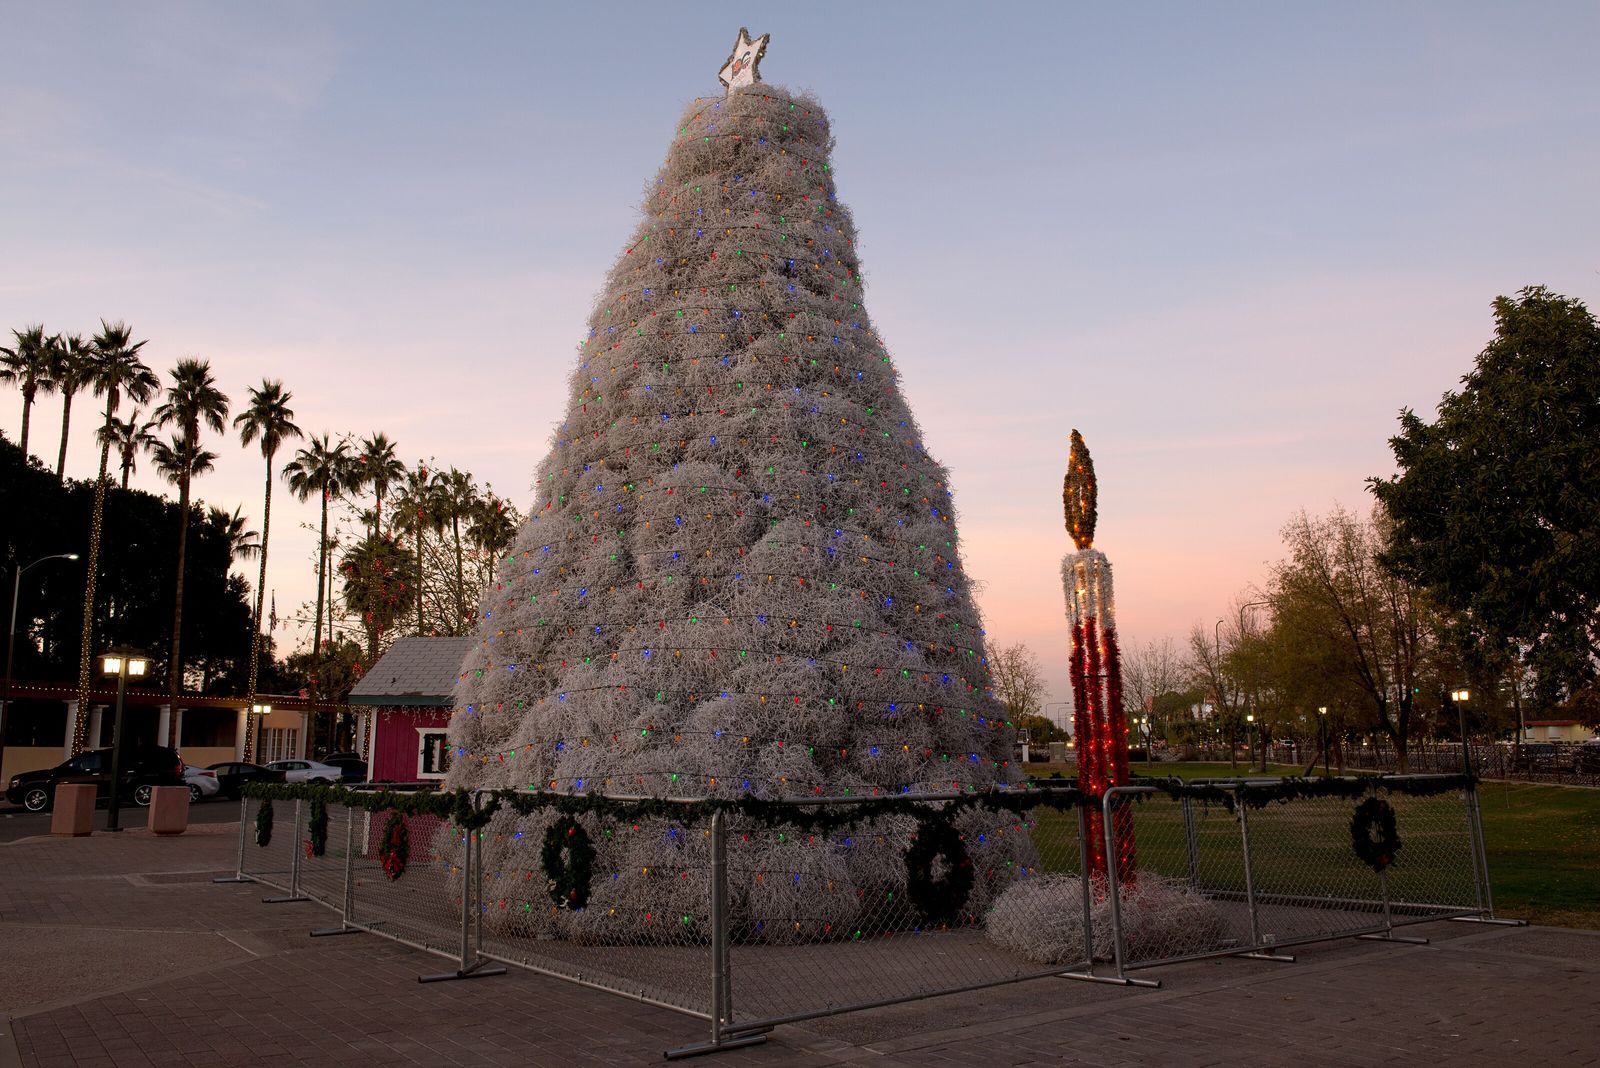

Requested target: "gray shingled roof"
[{"left": 348, "top": 636, "right": 474, "bottom": 706}]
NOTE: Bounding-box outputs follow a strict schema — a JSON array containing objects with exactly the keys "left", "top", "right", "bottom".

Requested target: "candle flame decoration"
[{"left": 1063, "top": 429, "right": 1096, "bottom": 551}]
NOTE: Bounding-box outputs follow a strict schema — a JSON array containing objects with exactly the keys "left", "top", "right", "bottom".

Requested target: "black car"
[
  {"left": 205, "top": 761, "right": 287, "bottom": 800},
  {"left": 320, "top": 755, "right": 368, "bottom": 783},
  {"left": 6, "top": 746, "right": 184, "bottom": 813}
]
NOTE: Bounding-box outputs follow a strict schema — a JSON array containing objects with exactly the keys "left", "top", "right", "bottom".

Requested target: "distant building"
[
  {"left": 1522, "top": 719, "right": 1597, "bottom": 743},
  {"left": 347, "top": 636, "right": 471, "bottom": 785}
]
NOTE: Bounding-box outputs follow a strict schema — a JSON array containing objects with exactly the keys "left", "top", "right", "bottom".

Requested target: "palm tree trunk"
[
  {"left": 415, "top": 513, "right": 425, "bottom": 635},
  {"left": 119, "top": 448, "right": 133, "bottom": 490},
  {"left": 55, "top": 392, "right": 74, "bottom": 479},
  {"left": 73, "top": 397, "right": 116, "bottom": 753},
  {"left": 246, "top": 450, "right": 274, "bottom": 705},
  {"left": 452, "top": 516, "right": 464, "bottom": 635},
  {"left": 167, "top": 464, "right": 192, "bottom": 747},
  {"left": 19, "top": 389, "right": 34, "bottom": 456},
  {"left": 313, "top": 490, "right": 328, "bottom": 674}
]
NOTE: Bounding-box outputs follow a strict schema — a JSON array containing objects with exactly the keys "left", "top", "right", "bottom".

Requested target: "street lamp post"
[
  {"left": 1450, "top": 688, "right": 1472, "bottom": 776},
  {"left": 248, "top": 702, "right": 272, "bottom": 763},
  {"left": 1318, "top": 706, "right": 1330, "bottom": 778},
  {"left": 101, "top": 650, "right": 149, "bottom": 832},
  {"left": 1, "top": 552, "right": 81, "bottom": 778},
  {"left": 1246, "top": 713, "right": 1258, "bottom": 772}
]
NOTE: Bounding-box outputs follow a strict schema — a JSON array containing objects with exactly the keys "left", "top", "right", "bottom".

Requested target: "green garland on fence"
[
  {"left": 904, "top": 817, "right": 974, "bottom": 926},
  {"left": 307, "top": 797, "right": 329, "bottom": 858},
  {"left": 254, "top": 799, "right": 273, "bottom": 848},
  {"left": 1350, "top": 796, "right": 1402, "bottom": 873},
  {"left": 238, "top": 772, "right": 1475, "bottom": 835},
  {"left": 541, "top": 816, "right": 596, "bottom": 910},
  {"left": 378, "top": 810, "right": 410, "bottom": 880}
]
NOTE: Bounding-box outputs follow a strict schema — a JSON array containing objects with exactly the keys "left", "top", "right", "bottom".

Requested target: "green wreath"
[
  {"left": 542, "top": 816, "right": 595, "bottom": 910},
  {"left": 307, "top": 797, "right": 329, "bottom": 858},
  {"left": 905, "top": 818, "right": 974, "bottom": 926},
  {"left": 378, "top": 810, "right": 410, "bottom": 880},
  {"left": 1350, "top": 796, "right": 1401, "bottom": 873},
  {"left": 255, "top": 799, "right": 274, "bottom": 848}
]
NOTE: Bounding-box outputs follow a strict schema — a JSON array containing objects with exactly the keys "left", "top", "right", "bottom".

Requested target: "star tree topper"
[{"left": 718, "top": 27, "right": 769, "bottom": 92}]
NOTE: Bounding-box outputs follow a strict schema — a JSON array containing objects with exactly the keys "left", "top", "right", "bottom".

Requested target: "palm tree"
[
  {"left": 234, "top": 380, "right": 301, "bottom": 720},
  {"left": 395, "top": 463, "right": 445, "bottom": 635},
  {"left": 340, "top": 533, "right": 417, "bottom": 661},
  {"left": 435, "top": 468, "right": 479, "bottom": 634},
  {"left": 208, "top": 504, "right": 262, "bottom": 564},
  {"left": 74, "top": 321, "right": 157, "bottom": 744},
  {"left": 356, "top": 432, "right": 406, "bottom": 536},
  {"left": 0, "top": 325, "right": 55, "bottom": 456},
  {"left": 468, "top": 491, "right": 518, "bottom": 586},
  {"left": 152, "top": 359, "right": 229, "bottom": 744},
  {"left": 51, "top": 333, "right": 95, "bottom": 479},
  {"left": 98, "top": 408, "right": 158, "bottom": 489},
  {"left": 285, "top": 434, "right": 353, "bottom": 692}
]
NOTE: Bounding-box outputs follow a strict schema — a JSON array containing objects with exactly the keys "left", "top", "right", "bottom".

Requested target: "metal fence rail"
[{"left": 223, "top": 776, "right": 1509, "bottom": 1057}]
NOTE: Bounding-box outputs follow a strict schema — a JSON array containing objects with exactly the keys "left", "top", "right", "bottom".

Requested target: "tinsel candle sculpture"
[
  {"left": 443, "top": 31, "right": 1034, "bottom": 944},
  {"left": 1062, "top": 430, "right": 1136, "bottom": 882}
]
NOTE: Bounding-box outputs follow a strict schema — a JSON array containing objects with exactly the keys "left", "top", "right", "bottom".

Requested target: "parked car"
[
  {"left": 6, "top": 746, "right": 184, "bottom": 813},
  {"left": 320, "top": 755, "right": 368, "bottom": 783},
  {"left": 1507, "top": 742, "right": 1561, "bottom": 772},
  {"left": 264, "top": 758, "right": 344, "bottom": 784},
  {"left": 206, "top": 761, "right": 286, "bottom": 800},
  {"left": 181, "top": 764, "right": 221, "bottom": 802},
  {"left": 1574, "top": 740, "right": 1600, "bottom": 774}
]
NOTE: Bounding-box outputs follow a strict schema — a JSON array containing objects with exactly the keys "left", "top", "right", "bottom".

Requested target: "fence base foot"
[
  {"left": 1238, "top": 951, "right": 1296, "bottom": 963},
  {"left": 418, "top": 962, "right": 507, "bottom": 984},
  {"left": 1055, "top": 970, "right": 1161, "bottom": 989},
  {"left": 1452, "top": 916, "right": 1528, "bottom": 927},
  {"left": 310, "top": 924, "right": 363, "bottom": 938},
  {"left": 1358, "top": 932, "right": 1429, "bottom": 945},
  {"left": 261, "top": 894, "right": 313, "bottom": 904},
  {"left": 212, "top": 875, "right": 253, "bottom": 884},
  {"left": 664, "top": 1030, "right": 770, "bottom": 1059}
]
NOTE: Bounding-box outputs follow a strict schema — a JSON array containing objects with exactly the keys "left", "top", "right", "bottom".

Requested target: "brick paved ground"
[{"left": 2, "top": 824, "right": 1597, "bottom": 1067}]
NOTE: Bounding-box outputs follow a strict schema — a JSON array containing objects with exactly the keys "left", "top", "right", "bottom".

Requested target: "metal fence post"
[
  {"left": 1182, "top": 796, "right": 1200, "bottom": 891},
  {"left": 312, "top": 802, "right": 364, "bottom": 938},
  {"left": 1076, "top": 804, "right": 1095, "bottom": 972},
  {"left": 1101, "top": 790, "right": 1129, "bottom": 979},
  {"left": 1236, "top": 791, "right": 1293, "bottom": 962},
  {"left": 263, "top": 798, "right": 311, "bottom": 904},
  {"left": 214, "top": 796, "right": 252, "bottom": 883},
  {"left": 420, "top": 796, "right": 505, "bottom": 983},
  {"left": 1453, "top": 780, "right": 1526, "bottom": 927}
]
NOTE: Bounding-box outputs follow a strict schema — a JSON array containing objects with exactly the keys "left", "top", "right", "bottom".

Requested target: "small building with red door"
[{"left": 348, "top": 636, "right": 471, "bottom": 786}]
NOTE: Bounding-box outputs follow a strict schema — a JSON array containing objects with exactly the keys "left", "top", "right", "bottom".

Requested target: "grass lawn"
[{"left": 1027, "top": 762, "right": 1600, "bottom": 929}]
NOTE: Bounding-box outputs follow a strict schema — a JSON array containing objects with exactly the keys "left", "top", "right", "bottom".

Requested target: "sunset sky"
[{"left": 4, "top": 2, "right": 1597, "bottom": 716}]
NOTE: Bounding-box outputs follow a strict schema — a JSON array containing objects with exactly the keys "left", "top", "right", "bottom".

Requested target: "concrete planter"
[
  {"left": 50, "top": 783, "right": 96, "bottom": 836},
  {"left": 147, "top": 785, "right": 190, "bottom": 835}
]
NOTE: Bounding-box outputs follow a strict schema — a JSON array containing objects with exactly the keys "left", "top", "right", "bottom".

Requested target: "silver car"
[{"left": 263, "top": 758, "right": 343, "bottom": 784}]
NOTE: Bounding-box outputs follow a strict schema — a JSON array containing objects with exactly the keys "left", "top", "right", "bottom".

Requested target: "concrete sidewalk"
[{"left": 2, "top": 826, "right": 1596, "bottom": 1067}]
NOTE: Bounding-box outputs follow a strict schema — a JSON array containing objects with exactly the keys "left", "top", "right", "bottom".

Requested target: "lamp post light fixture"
[
  {"left": 1318, "top": 706, "right": 1330, "bottom": 778},
  {"left": 101, "top": 649, "right": 149, "bottom": 832},
  {"left": 1450, "top": 688, "right": 1472, "bottom": 776},
  {"left": 1, "top": 552, "right": 81, "bottom": 778},
  {"left": 247, "top": 702, "right": 272, "bottom": 763}
]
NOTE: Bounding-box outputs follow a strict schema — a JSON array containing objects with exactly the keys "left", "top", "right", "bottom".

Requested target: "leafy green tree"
[
  {"left": 152, "top": 359, "right": 229, "bottom": 743},
  {"left": 1372, "top": 287, "right": 1600, "bottom": 723},
  {"left": 467, "top": 489, "right": 517, "bottom": 586},
  {"left": 0, "top": 325, "right": 54, "bottom": 457},
  {"left": 340, "top": 532, "right": 417, "bottom": 660},
  {"left": 73, "top": 321, "right": 157, "bottom": 746},
  {"left": 234, "top": 380, "right": 301, "bottom": 718}
]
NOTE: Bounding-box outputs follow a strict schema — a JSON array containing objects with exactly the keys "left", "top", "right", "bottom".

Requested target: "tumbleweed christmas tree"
[{"left": 444, "top": 31, "right": 1032, "bottom": 943}]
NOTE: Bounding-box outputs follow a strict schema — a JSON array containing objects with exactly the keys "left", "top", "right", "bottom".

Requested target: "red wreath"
[{"left": 378, "top": 810, "right": 410, "bottom": 880}]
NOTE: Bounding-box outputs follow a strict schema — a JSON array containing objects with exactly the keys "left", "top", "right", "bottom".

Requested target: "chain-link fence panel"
[
  {"left": 472, "top": 800, "right": 715, "bottom": 1019},
  {"left": 239, "top": 795, "right": 299, "bottom": 894},
  {"left": 721, "top": 795, "right": 1089, "bottom": 1030},
  {"left": 297, "top": 800, "right": 356, "bottom": 913},
  {"left": 346, "top": 807, "right": 469, "bottom": 960}
]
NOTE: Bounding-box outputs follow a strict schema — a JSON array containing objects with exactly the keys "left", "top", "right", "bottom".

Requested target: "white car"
[
  {"left": 264, "top": 759, "right": 343, "bottom": 784},
  {"left": 182, "top": 764, "right": 221, "bottom": 802}
]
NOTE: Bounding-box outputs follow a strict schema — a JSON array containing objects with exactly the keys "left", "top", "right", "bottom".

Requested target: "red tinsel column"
[{"left": 1062, "top": 431, "right": 1136, "bottom": 883}]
